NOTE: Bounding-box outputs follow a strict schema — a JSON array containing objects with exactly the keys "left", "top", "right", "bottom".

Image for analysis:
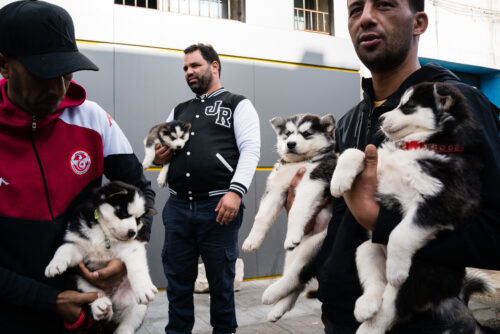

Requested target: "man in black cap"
[{"left": 0, "top": 1, "right": 154, "bottom": 333}]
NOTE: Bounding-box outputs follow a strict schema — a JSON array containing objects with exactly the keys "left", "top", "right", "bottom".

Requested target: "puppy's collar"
[
  {"left": 397, "top": 141, "right": 464, "bottom": 153},
  {"left": 94, "top": 209, "right": 111, "bottom": 249}
]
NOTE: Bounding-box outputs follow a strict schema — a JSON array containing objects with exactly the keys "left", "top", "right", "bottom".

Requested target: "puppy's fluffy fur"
[
  {"left": 242, "top": 113, "right": 336, "bottom": 322},
  {"left": 331, "top": 82, "right": 494, "bottom": 334},
  {"left": 142, "top": 120, "right": 191, "bottom": 188},
  {"left": 45, "top": 181, "right": 158, "bottom": 334}
]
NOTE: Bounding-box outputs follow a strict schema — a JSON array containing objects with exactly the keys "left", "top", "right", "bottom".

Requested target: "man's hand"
[
  {"left": 343, "top": 144, "right": 380, "bottom": 231},
  {"left": 56, "top": 290, "right": 100, "bottom": 323},
  {"left": 215, "top": 192, "right": 242, "bottom": 225},
  {"left": 153, "top": 143, "right": 173, "bottom": 165},
  {"left": 77, "top": 258, "right": 127, "bottom": 291}
]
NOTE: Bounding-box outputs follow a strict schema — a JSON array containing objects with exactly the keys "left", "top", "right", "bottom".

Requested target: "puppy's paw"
[
  {"left": 356, "top": 322, "right": 385, "bottom": 334},
  {"left": 241, "top": 235, "right": 263, "bottom": 252},
  {"left": 45, "top": 259, "right": 69, "bottom": 278},
  {"left": 386, "top": 257, "right": 410, "bottom": 287},
  {"left": 267, "top": 306, "right": 286, "bottom": 323},
  {"left": 261, "top": 282, "right": 282, "bottom": 305},
  {"left": 283, "top": 229, "right": 303, "bottom": 251},
  {"left": 157, "top": 176, "right": 167, "bottom": 188},
  {"left": 330, "top": 149, "right": 366, "bottom": 197},
  {"left": 133, "top": 280, "right": 158, "bottom": 304},
  {"left": 354, "top": 293, "right": 382, "bottom": 323},
  {"left": 330, "top": 168, "right": 358, "bottom": 197},
  {"left": 91, "top": 297, "right": 113, "bottom": 321},
  {"left": 330, "top": 176, "right": 349, "bottom": 198},
  {"left": 142, "top": 156, "right": 154, "bottom": 170}
]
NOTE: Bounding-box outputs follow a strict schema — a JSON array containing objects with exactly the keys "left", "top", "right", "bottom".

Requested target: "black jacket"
[
  {"left": 316, "top": 63, "right": 500, "bottom": 326},
  {"left": 168, "top": 89, "right": 247, "bottom": 199}
]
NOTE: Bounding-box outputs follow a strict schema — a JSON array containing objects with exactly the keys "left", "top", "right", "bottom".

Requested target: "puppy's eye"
[
  {"left": 301, "top": 131, "right": 312, "bottom": 138},
  {"left": 405, "top": 101, "right": 416, "bottom": 109},
  {"left": 284, "top": 131, "right": 292, "bottom": 137}
]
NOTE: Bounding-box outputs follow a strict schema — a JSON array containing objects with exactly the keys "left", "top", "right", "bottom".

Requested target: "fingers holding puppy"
[{"left": 153, "top": 144, "right": 173, "bottom": 165}]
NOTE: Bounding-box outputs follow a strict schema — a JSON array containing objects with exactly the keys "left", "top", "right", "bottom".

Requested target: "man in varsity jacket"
[
  {"left": 154, "top": 43, "right": 260, "bottom": 334},
  {"left": 0, "top": 1, "right": 154, "bottom": 333}
]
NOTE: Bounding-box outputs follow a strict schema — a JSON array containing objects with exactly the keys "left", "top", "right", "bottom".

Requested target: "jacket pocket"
[{"left": 215, "top": 153, "right": 234, "bottom": 173}]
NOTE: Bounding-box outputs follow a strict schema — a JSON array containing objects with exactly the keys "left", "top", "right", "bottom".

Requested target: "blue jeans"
[{"left": 162, "top": 195, "right": 243, "bottom": 334}]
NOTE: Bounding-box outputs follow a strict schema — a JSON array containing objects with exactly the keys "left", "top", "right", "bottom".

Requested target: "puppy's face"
[
  {"left": 270, "top": 114, "right": 335, "bottom": 162},
  {"left": 380, "top": 82, "right": 461, "bottom": 142},
  {"left": 159, "top": 121, "right": 191, "bottom": 150},
  {"left": 95, "top": 181, "right": 156, "bottom": 241}
]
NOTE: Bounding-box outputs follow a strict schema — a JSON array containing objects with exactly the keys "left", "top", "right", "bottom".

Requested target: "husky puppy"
[
  {"left": 242, "top": 113, "right": 336, "bottom": 322},
  {"left": 331, "top": 82, "right": 494, "bottom": 334},
  {"left": 142, "top": 120, "right": 191, "bottom": 188},
  {"left": 45, "top": 181, "right": 158, "bottom": 334}
]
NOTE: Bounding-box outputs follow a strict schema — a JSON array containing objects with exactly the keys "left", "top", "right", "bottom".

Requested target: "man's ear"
[
  {"left": 413, "top": 11, "right": 428, "bottom": 37},
  {"left": 211, "top": 61, "right": 220, "bottom": 77},
  {"left": 0, "top": 53, "right": 10, "bottom": 79}
]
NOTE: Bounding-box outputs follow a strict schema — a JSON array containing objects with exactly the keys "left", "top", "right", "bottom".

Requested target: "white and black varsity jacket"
[{"left": 166, "top": 88, "right": 260, "bottom": 200}]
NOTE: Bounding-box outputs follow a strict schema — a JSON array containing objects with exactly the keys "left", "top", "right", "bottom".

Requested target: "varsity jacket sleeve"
[
  {"left": 229, "top": 99, "right": 261, "bottom": 197},
  {"left": 166, "top": 108, "right": 175, "bottom": 122},
  {"left": 86, "top": 102, "right": 155, "bottom": 241},
  {"left": 372, "top": 85, "right": 500, "bottom": 270}
]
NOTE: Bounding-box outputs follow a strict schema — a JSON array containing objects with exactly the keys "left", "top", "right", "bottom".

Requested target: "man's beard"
[
  {"left": 188, "top": 71, "right": 212, "bottom": 95},
  {"left": 355, "top": 24, "right": 413, "bottom": 72},
  {"left": 357, "top": 44, "right": 411, "bottom": 72}
]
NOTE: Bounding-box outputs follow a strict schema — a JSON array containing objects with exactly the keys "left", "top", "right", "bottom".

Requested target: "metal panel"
[
  {"left": 114, "top": 47, "right": 191, "bottom": 156},
  {"left": 254, "top": 62, "right": 360, "bottom": 166}
]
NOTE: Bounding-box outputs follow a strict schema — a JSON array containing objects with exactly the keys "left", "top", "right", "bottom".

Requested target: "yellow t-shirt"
[{"left": 373, "top": 99, "right": 387, "bottom": 108}]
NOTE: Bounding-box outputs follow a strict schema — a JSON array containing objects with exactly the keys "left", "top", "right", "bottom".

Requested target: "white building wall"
[
  {"left": 0, "top": 0, "right": 498, "bottom": 71},
  {"left": 420, "top": 0, "right": 500, "bottom": 70}
]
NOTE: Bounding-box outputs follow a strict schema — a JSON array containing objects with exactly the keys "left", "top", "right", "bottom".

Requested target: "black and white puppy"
[
  {"left": 331, "top": 82, "right": 494, "bottom": 334},
  {"left": 142, "top": 120, "right": 191, "bottom": 188},
  {"left": 242, "top": 113, "right": 336, "bottom": 322},
  {"left": 45, "top": 181, "right": 158, "bottom": 334}
]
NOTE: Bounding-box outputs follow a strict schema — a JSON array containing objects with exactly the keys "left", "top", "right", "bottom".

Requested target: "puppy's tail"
[{"left": 460, "top": 268, "right": 496, "bottom": 305}]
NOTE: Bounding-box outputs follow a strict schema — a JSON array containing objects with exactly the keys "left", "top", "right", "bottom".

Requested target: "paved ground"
[
  {"left": 137, "top": 278, "right": 323, "bottom": 334},
  {"left": 138, "top": 272, "right": 500, "bottom": 334}
]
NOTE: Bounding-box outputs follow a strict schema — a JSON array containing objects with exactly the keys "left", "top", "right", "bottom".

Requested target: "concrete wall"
[{"left": 73, "top": 43, "right": 360, "bottom": 287}]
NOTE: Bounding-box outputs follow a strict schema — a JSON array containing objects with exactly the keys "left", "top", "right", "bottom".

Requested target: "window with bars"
[
  {"left": 115, "top": 0, "right": 158, "bottom": 9},
  {"left": 115, "top": 0, "right": 245, "bottom": 22},
  {"left": 294, "top": 0, "right": 333, "bottom": 35}
]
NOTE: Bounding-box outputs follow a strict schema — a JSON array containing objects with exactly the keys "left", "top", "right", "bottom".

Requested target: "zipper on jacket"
[{"left": 30, "top": 115, "right": 55, "bottom": 221}]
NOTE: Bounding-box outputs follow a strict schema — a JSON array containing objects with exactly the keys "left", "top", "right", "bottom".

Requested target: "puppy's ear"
[
  {"left": 185, "top": 122, "right": 192, "bottom": 131},
  {"left": 270, "top": 117, "right": 285, "bottom": 133},
  {"left": 434, "top": 84, "right": 454, "bottom": 111},
  {"left": 107, "top": 189, "right": 128, "bottom": 199},
  {"left": 320, "top": 115, "right": 336, "bottom": 135}
]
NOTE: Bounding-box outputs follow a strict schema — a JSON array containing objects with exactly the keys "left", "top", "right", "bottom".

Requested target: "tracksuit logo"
[{"left": 0, "top": 178, "right": 8, "bottom": 187}]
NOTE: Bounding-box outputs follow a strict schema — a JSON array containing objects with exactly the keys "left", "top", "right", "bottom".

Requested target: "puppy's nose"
[
  {"left": 378, "top": 114, "right": 386, "bottom": 123},
  {"left": 176, "top": 145, "right": 182, "bottom": 149},
  {"left": 287, "top": 142, "right": 296, "bottom": 149},
  {"left": 127, "top": 229, "right": 136, "bottom": 238}
]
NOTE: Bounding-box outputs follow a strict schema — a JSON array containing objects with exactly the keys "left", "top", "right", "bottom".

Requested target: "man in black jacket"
[{"left": 290, "top": 0, "right": 500, "bottom": 333}]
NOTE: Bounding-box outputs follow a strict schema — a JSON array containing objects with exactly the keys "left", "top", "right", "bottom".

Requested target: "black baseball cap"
[{"left": 0, "top": 0, "right": 99, "bottom": 79}]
